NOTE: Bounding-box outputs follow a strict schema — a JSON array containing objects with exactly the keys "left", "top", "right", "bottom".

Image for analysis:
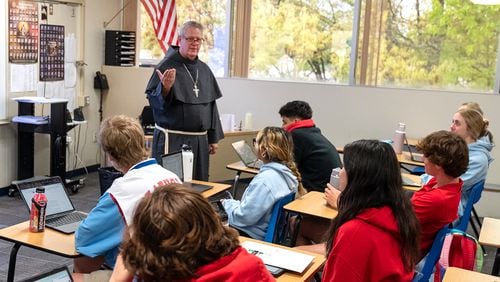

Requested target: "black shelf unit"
[
  {"left": 15, "top": 100, "right": 77, "bottom": 181},
  {"left": 105, "top": 30, "right": 136, "bottom": 67}
]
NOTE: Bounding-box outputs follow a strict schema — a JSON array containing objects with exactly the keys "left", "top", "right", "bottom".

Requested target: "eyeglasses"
[{"left": 183, "top": 36, "right": 204, "bottom": 43}]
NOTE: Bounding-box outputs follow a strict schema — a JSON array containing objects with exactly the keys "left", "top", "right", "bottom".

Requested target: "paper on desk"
[{"left": 242, "top": 241, "right": 314, "bottom": 273}]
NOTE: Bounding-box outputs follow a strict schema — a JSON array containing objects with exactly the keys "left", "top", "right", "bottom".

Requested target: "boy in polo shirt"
[{"left": 411, "top": 130, "right": 469, "bottom": 259}]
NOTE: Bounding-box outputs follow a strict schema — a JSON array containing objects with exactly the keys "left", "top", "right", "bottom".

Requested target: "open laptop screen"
[
  {"left": 21, "top": 265, "right": 73, "bottom": 282},
  {"left": 161, "top": 151, "right": 184, "bottom": 181},
  {"left": 19, "top": 178, "right": 74, "bottom": 216},
  {"left": 232, "top": 140, "right": 258, "bottom": 165}
]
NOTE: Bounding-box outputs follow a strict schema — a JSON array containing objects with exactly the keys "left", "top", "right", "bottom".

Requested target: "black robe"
[{"left": 145, "top": 46, "right": 224, "bottom": 181}]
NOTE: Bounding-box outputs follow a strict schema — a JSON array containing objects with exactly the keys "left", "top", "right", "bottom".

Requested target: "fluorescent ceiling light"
[{"left": 471, "top": 0, "right": 500, "bottom": 4}]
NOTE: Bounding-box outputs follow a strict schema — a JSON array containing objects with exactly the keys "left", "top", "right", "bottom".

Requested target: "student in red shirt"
[
  {"left": 322, "top": 140, "right": 420, "bottom": 281},
  {"left": 411, "top": 130, "right": 469, "bottom": 259},
  {"left": 109, "top": 184, "right": 274, "bottom": 282}
]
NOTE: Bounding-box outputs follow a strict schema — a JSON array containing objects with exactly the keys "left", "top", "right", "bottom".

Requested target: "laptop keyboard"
[{"left": 46, "top": 212, "right": 86, "bottom": 227}]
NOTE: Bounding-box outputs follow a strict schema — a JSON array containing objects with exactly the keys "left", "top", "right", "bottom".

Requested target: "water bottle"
[
  {"left": 329, "top": 167, "right": 341, "bottom": 189},
  {"left": 29, "top": 187, "right": 47, "bottom": 233},
  {"left": 392, "top": 122, "right": 406, "bottom": 154},
  {"left": 181, "top": 144, "right": 194, "bottom": 182}
]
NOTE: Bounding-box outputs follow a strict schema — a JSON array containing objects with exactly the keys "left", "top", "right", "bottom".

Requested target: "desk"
[
  {"left": 0, "top": 221, "right": 79, "bottom": 282},
  {"left": 479, "top": 217, "right": 500, "bottom": 276},
  {"left": 443, "top": 267, "right": 500, "bottom": 282},
  {"left": 195, "top": 180, "right": 231, "bottom": 198},
  {"left": 239, "top": 236, "right": 326, "bottom": 282},
  {"left": 226, "top": 161, "right": 259, "bottom": 195},
  {"left": 284, "top": 191, "right": 337, "bottom": 220},
  {"left": 0, "top": 181, "right": 228, "bottom": 282}
]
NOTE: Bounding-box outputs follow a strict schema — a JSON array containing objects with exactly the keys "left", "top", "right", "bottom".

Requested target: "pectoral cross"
[{"left": 193, "top": 85, "right": 199, "bottom": 97}]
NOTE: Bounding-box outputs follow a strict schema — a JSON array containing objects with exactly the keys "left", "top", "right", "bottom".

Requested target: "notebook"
[
  {"left": 161, "top": 151, "right": 213, "bottom": 193},
  {"left": 231, "top": 140, "right": 263, "bottom": 169},
  {"left": 242, "top": 240, "right": 314, "bottom": 273},
  {"left": 16, "top": 176, "right": 87, "bottom": 234},
  {"left": 21, "top": 265, "right": 73, "bottom": 282},
  {"left": 404, "top": 136, "right": 424, "bottom": 163}
]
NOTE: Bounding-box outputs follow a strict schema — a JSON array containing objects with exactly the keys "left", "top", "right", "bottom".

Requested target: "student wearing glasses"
[{"left": 145, "top": 20, "right": 224, "bottom": 181}]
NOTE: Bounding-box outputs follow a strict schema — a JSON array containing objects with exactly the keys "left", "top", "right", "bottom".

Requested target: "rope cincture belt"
[{"left": 155, "top": 124, "right": 207, "bottom": 154}]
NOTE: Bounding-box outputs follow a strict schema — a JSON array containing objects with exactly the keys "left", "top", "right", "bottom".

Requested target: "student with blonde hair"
[
  {"left": 110, "top": 184, "right": 274, "bottom": 282},
  {"left": 74, "top": 115, "right": 181, "bottom": 279},
  {"left": 450, "top": 108, "right": 494, "bottom": 216},
  {"left": 223, "top": 126, "right": 305, "bottom": 240}
]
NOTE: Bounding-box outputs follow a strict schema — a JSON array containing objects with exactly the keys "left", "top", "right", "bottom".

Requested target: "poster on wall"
[
  {"left": 40, "top": 24, "right": 65, "bottom": 81},
  {"left": 8, "top": 0, "right": 39, "bottom": 63}
]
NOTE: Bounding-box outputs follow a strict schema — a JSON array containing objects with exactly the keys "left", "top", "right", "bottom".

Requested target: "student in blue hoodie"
[
  {"left": 222, "top": 127, "right": 306, "bottom": 240},
  {"left": 450, "top": 107, "right": 494, "bottom": 216}
]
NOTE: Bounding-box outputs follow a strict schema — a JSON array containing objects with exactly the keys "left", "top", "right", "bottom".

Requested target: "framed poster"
[
  {"left": 40, "top": 24, "right": 65, "bottom": 81},
  {"left": 8, "top": 0, "right": 39, "bottom": 63}
]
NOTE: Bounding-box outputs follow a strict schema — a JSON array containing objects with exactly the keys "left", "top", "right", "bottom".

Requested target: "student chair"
[
  {"left": 455, "top": 180, "right": 485, "bottom": 237},
  {"left": 264, "top": 192, "right": 296, "bottom": 245},
  {"left": 414, "top": 226, "right": 449, "bottom": 282}
]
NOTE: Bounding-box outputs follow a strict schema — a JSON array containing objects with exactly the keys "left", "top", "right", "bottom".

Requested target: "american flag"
[{"left": 141, "top": 0, "right": 179, "bottom": 53}]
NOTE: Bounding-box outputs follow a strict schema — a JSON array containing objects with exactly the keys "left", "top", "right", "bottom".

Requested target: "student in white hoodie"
[{"left": 222, "top": 127, "right": 306, "bottom": 240}]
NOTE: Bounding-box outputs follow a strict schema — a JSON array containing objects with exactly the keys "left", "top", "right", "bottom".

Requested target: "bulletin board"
[{"left": 3, "top": 0, "right": 84, "bottom": 117}]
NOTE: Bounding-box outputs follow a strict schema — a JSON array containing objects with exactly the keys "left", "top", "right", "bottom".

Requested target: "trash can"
[{"left": 98, "top": 167, "right": 123, "bottom": 195}]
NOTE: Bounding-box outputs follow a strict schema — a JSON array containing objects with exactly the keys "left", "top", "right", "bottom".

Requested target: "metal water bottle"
[
  {"left": 29, "top": 187, "right": 47, "bottom": 232},
  {"left": 392, "top": 122, "right": 406, "bottom": 154}
]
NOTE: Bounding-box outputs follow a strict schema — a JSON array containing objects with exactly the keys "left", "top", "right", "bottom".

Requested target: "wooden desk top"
[
  {"left": 479, "top": 217, "right": 500, "bottom": 248},
  {"left": 0, "top": 221, "right": 78, "bottom": 257},
  {"left": 443, "top": 267, "right": 500, "bottom": 282},
  {"left": 226, "top": 161, "right": 259, "bottom": 175},
  {"left": 193, "top": 180, "right": 231, "bottom": 198},
  {"left": 239, "top": 236, "right": 325, "bottom": 282},
  {"left": 284, "top": 191, "right": 338, "bottom": 220}
]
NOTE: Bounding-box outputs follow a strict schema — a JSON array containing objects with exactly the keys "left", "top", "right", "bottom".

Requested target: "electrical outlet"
[
  {"left": 93, "top": 132, "right": 98, "bottom": 143},
  {"left": 67, "top": 136, "right": 72, "bottom": 144},
  {"left": 84, "top": 95, "right": 90, "bottom": 106}
]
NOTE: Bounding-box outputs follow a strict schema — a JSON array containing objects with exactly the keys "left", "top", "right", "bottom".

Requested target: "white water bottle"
[
  {"left": 181, "top": 145, "right": 194, "bottom": 182},
  {"left": 392, "top": 122, "right": 406, "bottom": 154}
]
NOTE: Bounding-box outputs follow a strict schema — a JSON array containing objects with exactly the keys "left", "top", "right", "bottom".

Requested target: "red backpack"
[{"left": 434, "top": 229, "right": 483, "bottom": 281}]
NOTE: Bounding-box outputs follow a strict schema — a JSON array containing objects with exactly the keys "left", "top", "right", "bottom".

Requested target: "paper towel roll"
[{"left": 243, "top": 113, "right": 253, "bottom": 130}]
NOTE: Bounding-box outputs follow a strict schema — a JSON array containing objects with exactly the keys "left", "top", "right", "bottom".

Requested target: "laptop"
[
  {"left": 161, "top": 151, "right": 213, "bottom": 193},
  {"left": 404, "top": 136, "right": 424, "bottom": 163},
  {"left": 21, "top": 265, "right": 73, "bottom": 282},
  {"left": 231, "top": 140, "right": 263, "bottom": 169},
  {"left": 17, "top": 176, "right": 87, "bottom": 234},
  {"left": 402, "top": 175, "right": 421, "bottom": 187}
]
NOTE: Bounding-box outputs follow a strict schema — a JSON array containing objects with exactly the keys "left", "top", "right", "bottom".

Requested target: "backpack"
[
  {"left": 414, "top": 228, "right": 483, "bottom": 282},
  {"left": 434, "top": 229, "right": 483, "bottom": 281}
]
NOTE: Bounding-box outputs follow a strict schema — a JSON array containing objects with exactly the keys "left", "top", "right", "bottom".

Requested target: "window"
[
  {"left": 249, "top": 0, "right": 354, "bottom": 84},
  {"left": 139, "top": 0, "right": 229, "bottom": 77},
  {"left": 136, "top": 0, "right": 500, "bottom": 93},
  {"left": 357, "top": 0, "right": 500, "bottom": 93}
]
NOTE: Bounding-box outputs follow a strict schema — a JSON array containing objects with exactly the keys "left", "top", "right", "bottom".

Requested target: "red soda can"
[{"left": 29, "top": 187, "right": 47, "bottom": 232}]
